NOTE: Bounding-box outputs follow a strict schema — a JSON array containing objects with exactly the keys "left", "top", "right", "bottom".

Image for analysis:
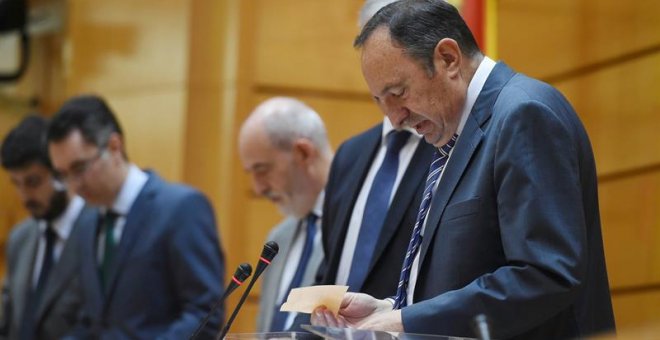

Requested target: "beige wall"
[{"left": 0, "top": 0, "right": 658, "bottom": 335}]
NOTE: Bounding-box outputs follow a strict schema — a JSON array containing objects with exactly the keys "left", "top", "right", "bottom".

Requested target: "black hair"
[
  {"left": 1, "top": 115, "right": 52, "bottom": 170},
  {"left": 354, "top": 0, "right": 482, "bottom": 73},
  {"left": 47, "top": 94, "right": 124, "bottom": 150}
]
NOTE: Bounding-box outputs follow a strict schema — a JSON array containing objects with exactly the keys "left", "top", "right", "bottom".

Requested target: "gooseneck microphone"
[
  {"left": 189, "top": 263, "right": 252, "bottom": 340},
  {"left": 217, "top": 241, "right": 279, "bottom": 340}
]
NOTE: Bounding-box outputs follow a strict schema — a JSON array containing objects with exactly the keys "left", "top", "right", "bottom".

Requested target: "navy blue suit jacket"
[
  {"left": 319, "top": 124, "right": 435, "bottom": 297},
  {"left": 402, "top": 63, "right": 615, "bottom": 339},
  {"left": 75, "top": 172, "right": 225, "bottom": 339}
]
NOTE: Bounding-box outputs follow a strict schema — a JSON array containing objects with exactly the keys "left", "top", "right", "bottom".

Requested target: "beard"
[{"left": 40, "top": 190, "right": 69, "bottom": 222}]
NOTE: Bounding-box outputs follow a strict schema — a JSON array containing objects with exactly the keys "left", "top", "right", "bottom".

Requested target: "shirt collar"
[
  {"left": 311, "top": 191, "right": 324, "bottom": 220},
  {"left": 456, "top": 56, "right": 496, "bottom": 136},
  {"left": 108, "top": 164, "right": 148, "bottom": 216},
  {"left": 381, "top": 117, "right": 421, "bottom": 145},
  {"left": 39, "top": 195, "right": 85, "bottom": 240}
]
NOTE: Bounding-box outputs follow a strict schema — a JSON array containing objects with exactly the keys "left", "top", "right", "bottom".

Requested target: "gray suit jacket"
[
  {"left": 256, "top": 216, "right": 323, "bottom": 332},
  {"left": 1, "top": 205, "right": 96, "bottom": 340}
]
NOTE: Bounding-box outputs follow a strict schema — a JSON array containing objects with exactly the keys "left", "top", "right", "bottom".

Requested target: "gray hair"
[
  {"left": 358, "top": 0, "right": 399, "bottom": 28},
  {"left": 251, "top": 97, "right": 331, "bottom": 155}
]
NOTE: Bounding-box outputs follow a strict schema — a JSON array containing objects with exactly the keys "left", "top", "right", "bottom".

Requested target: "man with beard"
[
  {"left": 0, "top": 115, "right": 96, "bottom": 340},
  {"left": 238, "top": 97, "right": 333, "bottom": 332}
]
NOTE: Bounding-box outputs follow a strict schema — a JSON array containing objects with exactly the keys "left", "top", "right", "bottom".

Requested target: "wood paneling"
[
  {"left": 499, "top": 0, "right": 660, "bottom": 80},
  {"left": 555, "top": 53, "right": 660, "bottom": 176},
  {"left": 253, "top": 0, "right": 367, "bottom": 93},
  {"left": 65, "top": 0, "right": 190, "bottom": 95},
  {"left": 599, "top": 172, "right": 660, "bottom": 289},
  {"left": 611, "top": 290, "right": 660, "bottom": 331}
]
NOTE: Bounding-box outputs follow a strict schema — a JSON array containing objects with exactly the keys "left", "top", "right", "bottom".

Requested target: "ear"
[
  {"left": 291, "top": 138, "right": 317, "bottom": 166},
  {"left": 106, "top": 132, "right": 124, "bottom": 156},
  {"left": 433, "top": 38, "right": 462, "bottom": 78}
]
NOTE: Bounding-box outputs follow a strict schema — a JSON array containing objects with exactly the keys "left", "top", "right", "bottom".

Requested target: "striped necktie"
[{"left": 393, "top": 134, "right": 457, "bottom": 309}]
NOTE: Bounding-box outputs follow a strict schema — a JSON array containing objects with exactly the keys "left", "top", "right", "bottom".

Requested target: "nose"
[
  {"left": 382, "top": 99, "right": 409, "bottom": 129},
  {"left": 251, "top": 177, "right": 269, "bottom": 197}
]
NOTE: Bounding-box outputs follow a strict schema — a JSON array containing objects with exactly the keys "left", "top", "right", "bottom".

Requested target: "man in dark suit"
[
  {"left": 0, "top": 116, "right": 96, "bottom": 340},
  {"left": 313, "top": 0, "right": 435, "bottom": 301},
  {"left": 46, "top": 95, "right": 225, "bottom": 339},
  {"left": 320, "top": 120, "right": 434, "bottom": 298},
  {"left": 311, "top": 1, "right": 615, "bottom": 339}
]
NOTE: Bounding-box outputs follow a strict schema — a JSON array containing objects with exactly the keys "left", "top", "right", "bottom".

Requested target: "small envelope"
[{"left": 280, "top": 285, "right": 349, "bottom": 314}]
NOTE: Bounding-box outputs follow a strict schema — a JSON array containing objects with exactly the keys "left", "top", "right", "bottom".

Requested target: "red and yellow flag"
[{"left": 447, "top": 0, "right": 498, "bottom": 59}]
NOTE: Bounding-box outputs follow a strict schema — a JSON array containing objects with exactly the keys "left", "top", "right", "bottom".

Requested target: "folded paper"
[{"left": 280, "top": 285, "right": 349, "bottom": 314}]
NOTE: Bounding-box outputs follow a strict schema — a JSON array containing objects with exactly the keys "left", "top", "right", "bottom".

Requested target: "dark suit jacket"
[
  {"left": 75, "top": 172, "right": 225, "bottom": 339},
  {"left": 1, "top": 204, "right": 96, "bottom": 340},
  {"left": 319, "top": 124, "right": 435, "bottom": 298},
  {"left": 401, "top": 63, "right": 615, "bottom": 339}
]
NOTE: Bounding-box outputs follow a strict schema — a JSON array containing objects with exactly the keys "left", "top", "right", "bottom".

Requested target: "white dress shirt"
[
  {"left": 336, "top": 118, "right": 422, "bottom": 285},
  {"left": 408, "top": 56, "right": 497, "bottom": 305},
  {"left": 277, "top": 192, "right": 324, "bottom": 330},
  {"left": 97, "top": 164, "right": 148, "bottom": 263},
  {"left": 32, "top": 195, "right": 85, "bottom": 288}
]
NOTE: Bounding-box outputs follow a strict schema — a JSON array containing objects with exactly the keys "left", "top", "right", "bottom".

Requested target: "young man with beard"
[{"left": 0, "top": 116, "right": 96, "bottom": 340}]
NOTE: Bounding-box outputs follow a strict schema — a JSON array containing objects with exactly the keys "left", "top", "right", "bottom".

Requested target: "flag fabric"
[{"left": 448, "top": 0, "right": 498, "bottom": 59}]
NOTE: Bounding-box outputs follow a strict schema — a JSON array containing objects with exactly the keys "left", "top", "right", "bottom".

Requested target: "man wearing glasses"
[
  {"left": 0, "top": 115, "right": 96, "bottom": 340},
  {"left": 46, "top": 95, "right": 226, "bottom": 339}
]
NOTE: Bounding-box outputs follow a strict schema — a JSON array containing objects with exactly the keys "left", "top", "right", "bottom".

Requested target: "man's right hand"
[{"left": 310, "top": 292, "right": 402, "bottom": 331}]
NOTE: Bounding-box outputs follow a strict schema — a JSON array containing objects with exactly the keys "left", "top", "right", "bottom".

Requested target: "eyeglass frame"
[{"left": 55, "top": 147, "right": 108, "bottom": 183}]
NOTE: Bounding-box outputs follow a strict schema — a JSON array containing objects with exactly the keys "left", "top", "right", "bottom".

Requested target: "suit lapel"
[
  {"left": 34, "top": 206, "right": 96, "bottom": 322},
  {"left": 12, "top": 221, "right": 40, "bottom": 324},
  {"left": 103, "top": 175, "right": 156, "bottom": 300},
  {"left": 419, "top": 116, "right": 484, "bottom": 263},
  {"left": 418, "top": 62, "right": 515, "bottom": 264},
  {"left": 366, "top": 140, "right": 434, "bottom": 279}
]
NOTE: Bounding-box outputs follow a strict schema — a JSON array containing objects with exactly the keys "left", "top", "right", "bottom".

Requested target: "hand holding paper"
[{"left": 280, "top": 285, "right": 349, "bottom": 314}]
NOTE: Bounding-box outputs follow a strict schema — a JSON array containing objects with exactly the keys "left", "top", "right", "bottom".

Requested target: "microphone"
[
  {"left": 217, "top": 241, "right": 279, "bottom": 339},
  {"left": 472, "top": 314, "right": 492, "bottom": 340},
  {"left": 189, "top": 263, "right": 252, "bottom": 340}
]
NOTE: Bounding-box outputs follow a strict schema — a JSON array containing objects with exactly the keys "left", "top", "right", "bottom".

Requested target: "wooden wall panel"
[
  {"left": 66, "top": 0, "right": 190, "bottom": 94},
  {"left": 105, "top": 91, "right": 186, "bottom": 181},
  {"left": 253, "top": 0, "right": 367, "bottom": 92},
  {"left": 611, "top": 290, "right": 660, "bottom": 330},
  {"left": 554, "top": 54, "right": 660, "bottom": 175},
  {"left": 599, "top": 172, "right": 660, "bottom": 288},
  {"left": 499, "top": 0, "right": 660, "bottom": 79}
]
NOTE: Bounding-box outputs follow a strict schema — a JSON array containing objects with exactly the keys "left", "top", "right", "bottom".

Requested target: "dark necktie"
[
  {"left": 35, "top": 223, "right": 57, "bottom": 301},
  {"left": 19, "top": 222, "right": 57, "bottom": 340},
  {"left": 270, "top": 213, "right": 318, "bottom": 331},
  {"left": 346, "top": 130, "right": 411, "bottom": 291},
  {"left": 393, "top": 134, "right": 457, "bottom": 309},
  {"left": 100, "top": 210, "right": 119, "bottom": 289}
]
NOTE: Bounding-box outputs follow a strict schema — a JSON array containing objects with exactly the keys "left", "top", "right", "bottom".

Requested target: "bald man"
[{"left": 238, "top": 97, "right": 333, "bottom": 332}]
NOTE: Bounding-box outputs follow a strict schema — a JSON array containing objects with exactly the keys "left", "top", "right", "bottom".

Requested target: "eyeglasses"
[{"left": 56, "top": 148, "right": 106, "bottom": 183}]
